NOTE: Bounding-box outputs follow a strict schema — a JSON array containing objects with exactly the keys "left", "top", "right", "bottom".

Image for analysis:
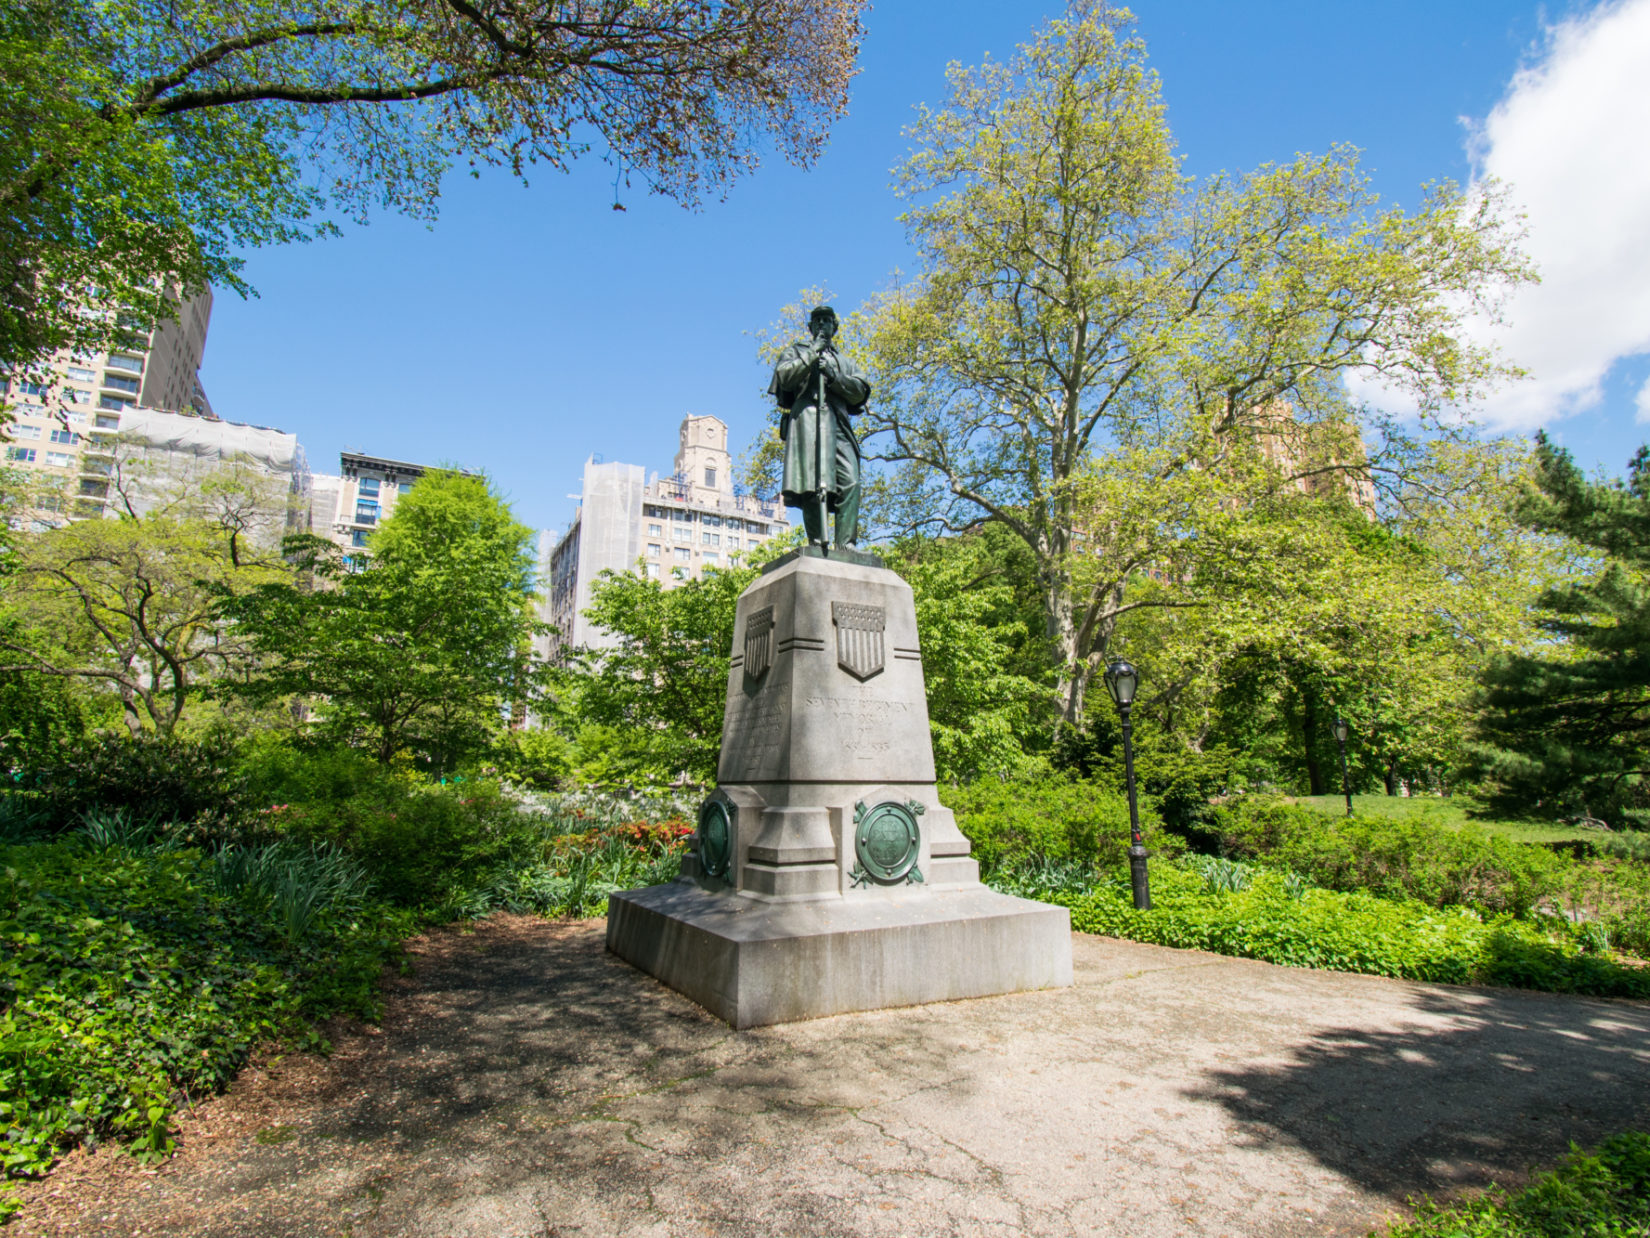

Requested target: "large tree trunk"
[
  {"left": 1301, "top": 690, "right": 1327, "bottom": 796},
  {"left": 1047, "top": 567, "right": 1085, "bottom": 731}
]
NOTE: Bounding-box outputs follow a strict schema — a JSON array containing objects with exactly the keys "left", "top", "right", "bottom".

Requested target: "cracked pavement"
[{"left": 19, "top": 913, "right": 1650, "bottom": 1238}]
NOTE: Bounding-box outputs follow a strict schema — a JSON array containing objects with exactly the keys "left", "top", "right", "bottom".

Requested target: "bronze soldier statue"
[{"left": 768, "top": 305, "right": 870, "bottom": 549}]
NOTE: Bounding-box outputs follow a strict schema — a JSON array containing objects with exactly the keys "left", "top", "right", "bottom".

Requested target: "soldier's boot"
[{"left": 832, "top": 481, "right": 860, "bottom": 549}]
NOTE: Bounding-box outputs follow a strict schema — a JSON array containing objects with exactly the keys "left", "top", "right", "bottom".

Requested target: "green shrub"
[
  {"left": 0, "top": 794, "right": 52, "bottom": 845},
  {"left": 0, "top": 838, "right": 408, "bottom": 1193},
  {"left": 440, "top": 790, "right": 693, "bottom": 919},
  {"left": 1596, "top": 830, "right": 1650, "bottom": 864},
  {"left": 235, "top": 736, "right": 397, "bottom": 809},
  {"left": 1213, "top": 796, "right": 1568, "bottom": 917},
  {"left": 488, "top": 726, "right": 574, "bottom": 789},
  {"left": 1053, "top": 720, "right": 1237, "bottom": 835},
  {"left": 1557, "top": 858, "right": 1650, "bottom": 960},
  {"left": 984, "top": 856, "right": 1097, "bottom": 902},
  {"left": 451, "top": 831, "right": 685, "bottom": 920},
  {"left": 1384, "top": 1130, "right": 1650, "bottom": 1237},
  {"left": 210, "top": 841, "right": 373, "bottom": 947},
  {"left": 1034, "top": 861, "right": 1650, "bottom": 999},
  {"left": 943, "top": 774, "right": 1184, "bottom": 873},
  {"left": 277, "top": 778, "right": 533, "bottom": 909},
  {"left": 21, "top": 731, "right": 249, "bottom": 840}
]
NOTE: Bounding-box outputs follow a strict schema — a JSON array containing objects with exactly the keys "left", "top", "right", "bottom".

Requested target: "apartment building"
[
  {"left": 543, "top": 414, "right": 789, "bottom": 657},
  {"left": 2, "top": 287, "right": 215, "bottom": 521},
  {"left": 112, "top": 406, "right": 305, "bottom": 531},
  {"left": 1251, "top": 402, "right": 1378, "bottom": 514},
  {"left": 307, "top": 451, "right": 442, "bottom": 565}
]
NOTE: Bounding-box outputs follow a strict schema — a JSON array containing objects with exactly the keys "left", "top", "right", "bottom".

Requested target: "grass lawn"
[{"left": 1287, "top": 793, "right": 1600, "bottom": 844}]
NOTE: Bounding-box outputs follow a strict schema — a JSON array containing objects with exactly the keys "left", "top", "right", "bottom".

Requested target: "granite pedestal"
[{"left": 607, "top": 548, "right": 1072, "bottom": 1028}]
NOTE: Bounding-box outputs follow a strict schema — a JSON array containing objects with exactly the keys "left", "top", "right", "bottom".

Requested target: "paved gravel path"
[{"left": 18, "top": 914, "right": 1650, "bottom": 1238}]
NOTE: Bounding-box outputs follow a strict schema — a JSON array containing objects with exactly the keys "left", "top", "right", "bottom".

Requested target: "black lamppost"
[
  {"left": 1333, "top": 716, "right": 1353, "bottom": 818},
  {"left": 1104, "top": 658, "right": 1151, "bottom": 910}
]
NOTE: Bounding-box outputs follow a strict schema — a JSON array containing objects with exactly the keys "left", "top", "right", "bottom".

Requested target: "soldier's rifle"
[{"left": 813, "top": 343, "right": 829, "bottom": 521}]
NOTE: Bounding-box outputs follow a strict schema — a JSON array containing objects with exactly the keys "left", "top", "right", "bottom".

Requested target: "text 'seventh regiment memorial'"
[{"left": 606, "top": 307, "right": 1072, "bottom": 1027}]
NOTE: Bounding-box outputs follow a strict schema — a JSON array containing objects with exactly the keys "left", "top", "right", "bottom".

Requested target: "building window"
[
  {"left": 15, "top": 381, "right": 46, "bottom": 397},
  {"left": 94, "top": 414, "right": 120, "bottom": 429},
  {"left": 49, "top": 429, "right": 78, "bottom": 445},
  {"left": 98, "top": 396, "right": 132, "bottom": 412},
  {"left": 351, "top": 530, "right": 370, "bottom": 547},
  {"left": 65, "top": 411, "right": 87, "bottom": 424},
  {"left": 355, "top": 502, "right": 379, "bottom": 525},
  {"left": 358, "top": 477, "right": 381, "bottom": 497},
  {"left": 673, "top": 508, "right": 691, "bottom": 521},
  {"left": 702, "top": 532, "right": 720, "bottom": 546},
  {"left": 647, "top": 523, "right": 662, "bottom": 537},
  {"left": 674, "top": 546, "right": 691, "bottom": 562},
  {"left": 101, "top": 374, "right": 140, "bottom": 395},
  {"left": 704, "top": 467, "right": 716, "bottom": 488},
  {"left": 65, "top": 366, "right": 95, "bottom": 383},
  {"left": 343, "top": 554, "right": 365, "bottom": 573},
  {"left": 44, "top": 452, "right": 73, "bottom": 468},
  {"left": 8, "top": 424, "right": 40, "bottom": 439},
  {"left": 398, "top": 482, "right": 412, "bottom": 494},
  {"left": 105, "top": 353, "right": 145, "bottom": 373},
  {"left": 673, "top": 526, "right": 691, "bottom": 542},
  {"left": 647, "top": 543, "right": 661, "bottom": 557},
  {"left": 703, "top": 515, "right": 721, "bottom": 527},
  {"left": 5, "top": 447, "right": 35, "bottom": 463},
  {"left": 644, "top": 562, "right": 660, "bottom": 579},
  {"left": 727, "top": 536, "right": 740, "bottom": 550},
  {"left": 703, "top": 551, "right": 719, "bottom": 566}
]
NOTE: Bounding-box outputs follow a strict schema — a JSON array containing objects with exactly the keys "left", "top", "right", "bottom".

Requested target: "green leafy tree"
[
  {"left": 220, "top": 470, "right": 541, "bottom": 769},
  {"left": 572, "top": 557, "right": 764, "bottom": 784},
  {"left": 859, "top": 1, "right": 1534, "bottom": 728},
  {"left": 0, "top": 617, "right": 101, "bottom": 770},
  {"left": 0, "top": 495, "right": 288, "bottom": 737},
  {"left": 1474, "top": 436, "right": 1650, "bottom": 825},
  {"left": 1, "top": 0, "right": 867, "bottom": 375},
  {"left": 885, "top": 534, "right": 1048, "bottom": 781},
  {"left": 1117, "top": 484, "right": 1540, "bottom": 798}
]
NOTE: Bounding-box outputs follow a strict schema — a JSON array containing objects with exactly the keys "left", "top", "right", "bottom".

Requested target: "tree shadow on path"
[{"left": 1183, "top": 982, "right": 1650, "bottom": 1202}]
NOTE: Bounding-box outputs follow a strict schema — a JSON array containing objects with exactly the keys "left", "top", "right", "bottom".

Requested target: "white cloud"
[
  {"left": 1637, "top": 374, "right": 1650, "bottom": 424},
  {"left": 1462, "top": 0, "right": 1650, "bottom": 428}
]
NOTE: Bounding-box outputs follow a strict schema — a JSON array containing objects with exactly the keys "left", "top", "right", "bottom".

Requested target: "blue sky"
[{"left": 198, "top": 1, "right": 1650, "bottom": 534}]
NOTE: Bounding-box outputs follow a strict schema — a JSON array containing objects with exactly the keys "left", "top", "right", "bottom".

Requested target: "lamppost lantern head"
[
  {"left": 1104, "top": 658, "right": 1139, "bottom": 708},
  {"left": 1334, "top": 717, "right": 1349, "bottom": 744}
]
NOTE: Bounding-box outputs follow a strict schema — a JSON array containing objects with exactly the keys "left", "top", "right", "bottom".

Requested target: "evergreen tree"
[{"left": 1474, "top": 435, "right": 1650, "bottom": 826}]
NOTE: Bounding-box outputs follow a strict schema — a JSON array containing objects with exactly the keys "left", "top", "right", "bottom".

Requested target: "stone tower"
[{"left": 674, "top": 414, "right": 732, "bottom": 504}]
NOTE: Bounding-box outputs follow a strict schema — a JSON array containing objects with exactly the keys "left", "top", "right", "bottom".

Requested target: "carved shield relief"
[
  {"left": 743, "top": 606, "right": 774, "bottom": 680},
  {"left": 832, "top": 602, "right": 885, "bottom": 680}
]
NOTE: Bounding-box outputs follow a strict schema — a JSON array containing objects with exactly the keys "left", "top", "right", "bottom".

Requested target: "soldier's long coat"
[{"left": 768, "top": 342, "right": 871, "bottom": 510}]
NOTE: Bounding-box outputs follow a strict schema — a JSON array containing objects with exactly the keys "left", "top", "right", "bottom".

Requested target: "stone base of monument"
[
  {"left": 606, "top": 548, "right": 1074, "bottom": 1028},
  {"left": 607, "top": 882, "right": 1072, "bottom": 1028}
]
